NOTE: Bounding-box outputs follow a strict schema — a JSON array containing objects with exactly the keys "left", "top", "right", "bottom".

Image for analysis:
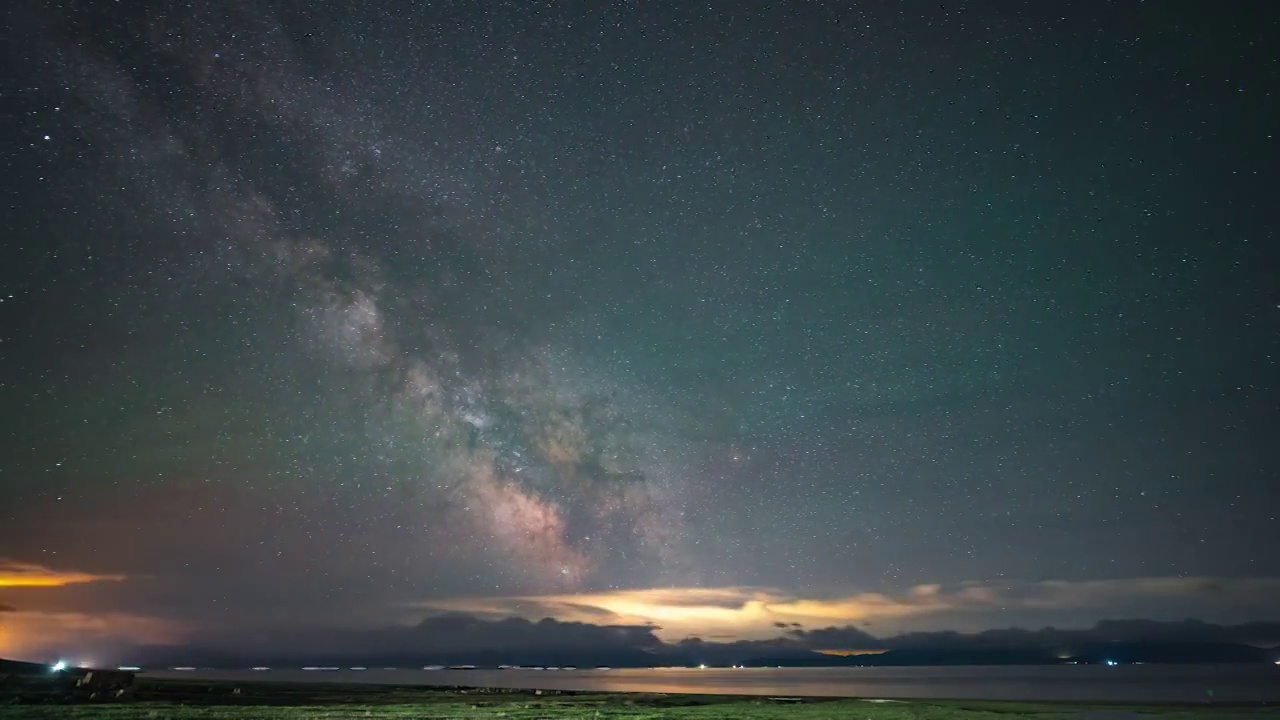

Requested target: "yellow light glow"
[
  {"left": 417, "top": 586, "right": 946, "bottom": 642},
  {"left": 0, "top": 561, "right": 126, "bottom": 588}
]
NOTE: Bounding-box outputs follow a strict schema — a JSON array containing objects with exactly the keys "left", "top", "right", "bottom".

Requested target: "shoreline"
[
  {"left": 4, "top": 676, "right": 1275, "bottom": 719},
  {"left": 132, "top": 664, "right": 1280, "bottom": 704}
]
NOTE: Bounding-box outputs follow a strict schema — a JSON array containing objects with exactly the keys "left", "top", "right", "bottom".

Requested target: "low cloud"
[
  {"left": 1009, "top": 577, "right": 1280, "bottom": 609},
  {"left": 0, "top": 559, "right": 172, "bottom": 661},
  {"left": 0, "top": 610, "right": 187, "bottom": 661},
  {"left": 415, "top": 586, "right": 951, "bottom": 642},
  {"left": 0, "top": 560, "right": 127, "bottom": 588},
  {"left": 413, "top": 576, "right": 1280, "bottom": 642},
  {"left": 7, "top": 574, "right": 1280, "bottom": 664}
]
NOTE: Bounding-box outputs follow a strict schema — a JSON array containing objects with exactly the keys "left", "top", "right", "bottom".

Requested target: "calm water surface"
[{"left": 146, "top": 665, "right": 1280, "bottom": 704}]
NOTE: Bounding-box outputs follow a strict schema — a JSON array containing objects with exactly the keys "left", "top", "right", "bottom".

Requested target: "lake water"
[{"left": 145, "top": 664, "right": 1280, "bottom": 704}]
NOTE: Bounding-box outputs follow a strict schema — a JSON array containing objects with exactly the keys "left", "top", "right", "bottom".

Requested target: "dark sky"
[{"left": 2, "top": 1, "right": 1278, "bottom": 662}]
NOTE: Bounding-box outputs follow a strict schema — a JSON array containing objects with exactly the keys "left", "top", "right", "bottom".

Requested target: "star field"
[{"left": 1, "top": 1, "right": 1278, "bottom": 660}]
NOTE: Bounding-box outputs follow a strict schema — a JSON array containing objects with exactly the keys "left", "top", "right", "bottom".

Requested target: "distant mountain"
[
  {"left": 1065, "top": 642, "right": 1273, "bottom": 665},
  {"left": 122, "top": 639, "right": 1274, "bottom": 670},
  {"left": 113, "top": 616, "right": 1280, "bottom": 669},
  {"left": 747, "top": 641, "right": 1274, "bottom": 667},
  {"left": 119, "top": 644, "right": 669, "bottom": 670}
]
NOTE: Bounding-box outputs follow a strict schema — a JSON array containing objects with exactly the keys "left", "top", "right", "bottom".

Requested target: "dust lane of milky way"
[{"left": 1, "top": 0, "right": 1277, "bottom": 661}]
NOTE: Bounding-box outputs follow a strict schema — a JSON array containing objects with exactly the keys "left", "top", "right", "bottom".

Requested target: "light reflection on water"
[{"left": 143, "top": 665, "right": 1280, "bottom": 704}]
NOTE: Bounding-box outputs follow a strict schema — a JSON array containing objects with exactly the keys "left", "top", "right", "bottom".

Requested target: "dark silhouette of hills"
[
  {"left": 104, "top": 616, "right": 1280, "bottom": 669},
  {"left": 747, "top": 642, "right": 1274, "bottom": 667}
]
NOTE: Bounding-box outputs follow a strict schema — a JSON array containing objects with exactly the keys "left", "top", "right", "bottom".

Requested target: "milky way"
[
  {"left": 3, "top": 1, "right": 1278, "bottom": 655},
  {"left": 6, "top": 1, "right": 705, "bottom": 596}
]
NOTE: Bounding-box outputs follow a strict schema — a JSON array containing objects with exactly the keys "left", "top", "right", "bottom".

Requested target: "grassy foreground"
[{"left": 0, "top": 678, "right": 1271, "bottom": 720}]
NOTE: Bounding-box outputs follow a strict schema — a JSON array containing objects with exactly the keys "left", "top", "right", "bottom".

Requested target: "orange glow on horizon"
[
  {"left": 411, "top": 576, "right": 1280, "bottom": 644},
  {"left": 415, "top": 586, "right": 948, "bottom": 642},
  {"left": 0, "top": 561, "right": 126, "bottom": 588},
  {"left": 0, "top": 610, "right": 186, "bottom": 661}
]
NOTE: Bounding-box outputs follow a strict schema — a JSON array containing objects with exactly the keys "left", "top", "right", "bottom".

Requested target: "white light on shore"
[{"left": 50, "top": 661, "right": 67, "bottom": 673}]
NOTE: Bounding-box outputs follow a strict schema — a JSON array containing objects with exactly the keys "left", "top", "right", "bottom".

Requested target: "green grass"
[{"left": 1, "top": 678, "right": 1272, "bottom": 720}]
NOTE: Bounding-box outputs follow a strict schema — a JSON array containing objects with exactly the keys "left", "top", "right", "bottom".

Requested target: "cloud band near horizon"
[
  {"left": 3, "top": 567, "right": 1279, "bottom": 662},
  {"left": 0, "top": 560, "right": 128, "bottom": 588},
  {"left": 410, "top": 576, "right": 1280, "bottom": 642}
]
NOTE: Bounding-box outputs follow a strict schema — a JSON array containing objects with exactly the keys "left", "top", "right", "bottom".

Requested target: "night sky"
[{"left": 2, "top": 1, "right": 1278, "bottom": 664}]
